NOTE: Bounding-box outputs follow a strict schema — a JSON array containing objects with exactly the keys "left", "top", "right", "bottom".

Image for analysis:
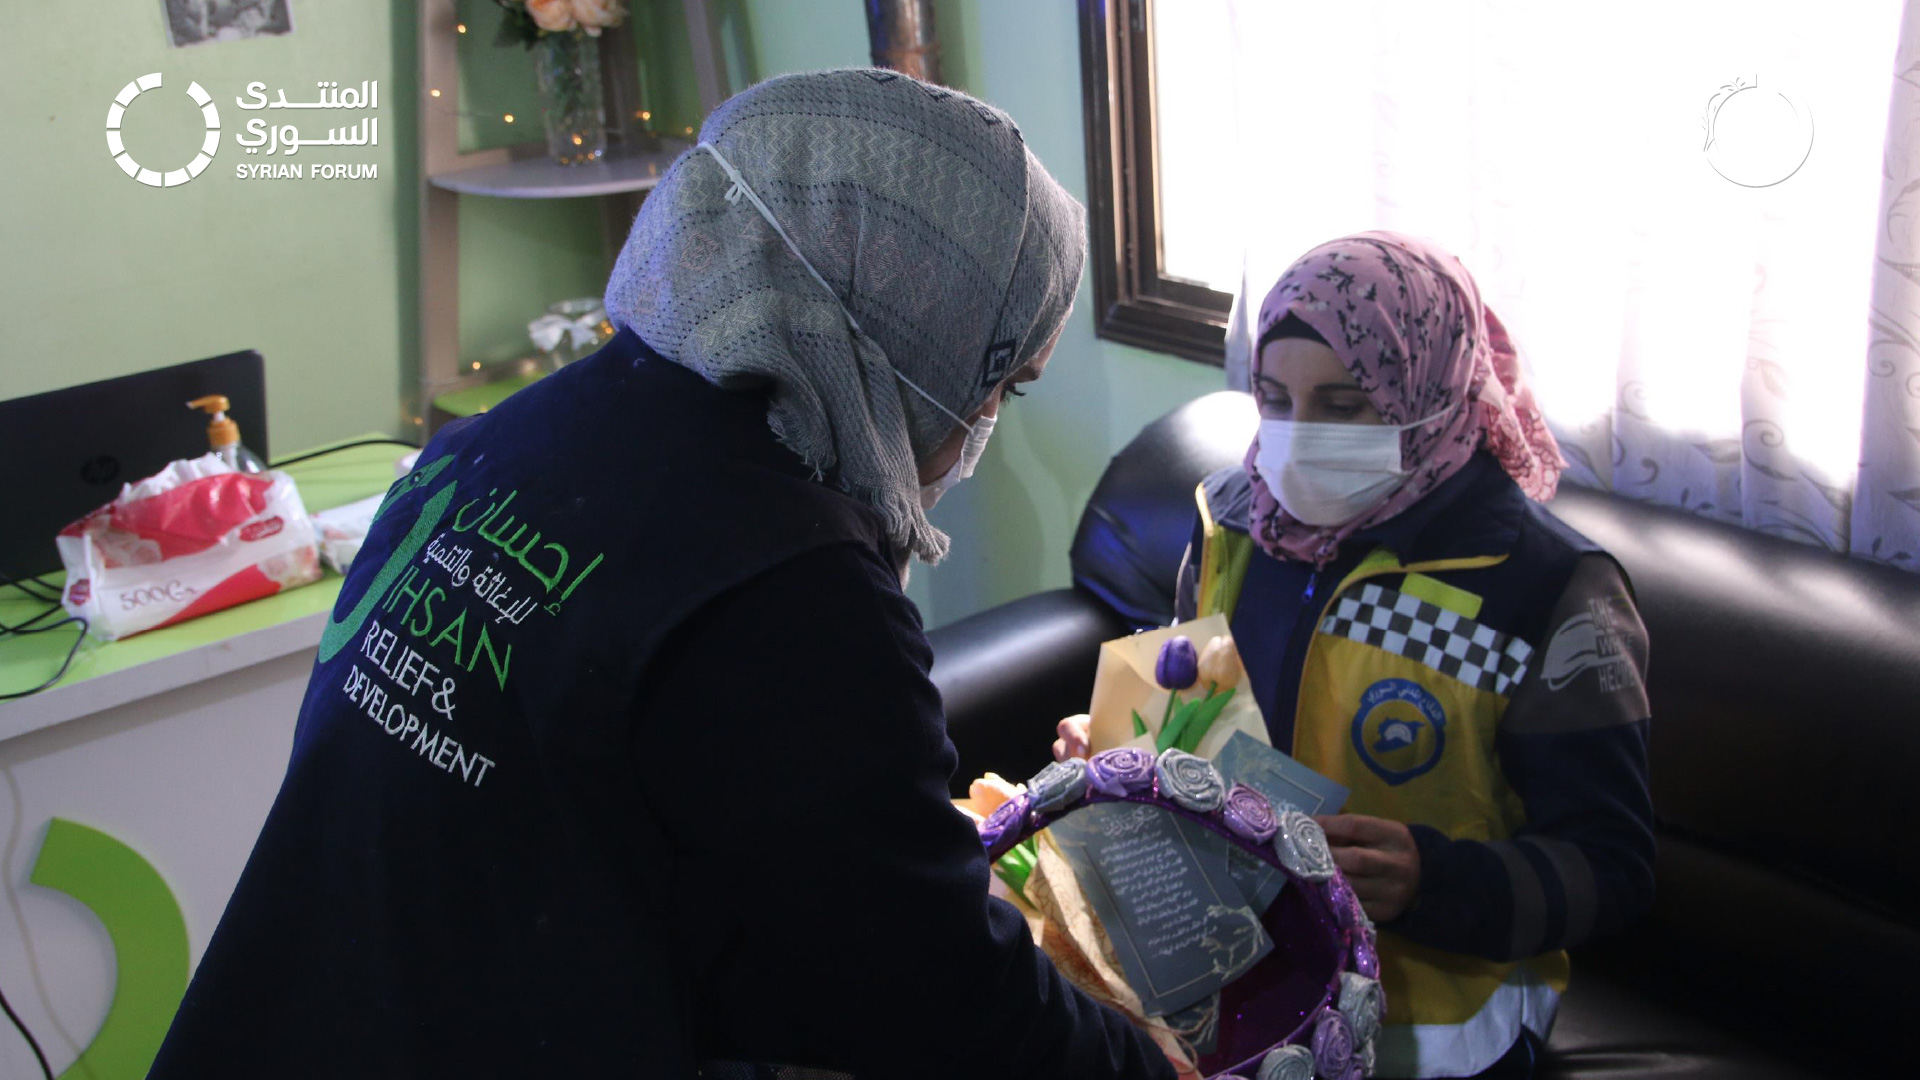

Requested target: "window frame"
[{"left": 1078, "top": 0, "right": 1234, "bottom": 366}]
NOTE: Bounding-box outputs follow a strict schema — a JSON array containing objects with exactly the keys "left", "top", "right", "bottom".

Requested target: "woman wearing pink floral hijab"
[
  {"left": 1241, "top": 231, "right": 1565, "bottom": 568},
  {"left": 1066, "top": 233, "right": 1656, "bottom": 1079}
]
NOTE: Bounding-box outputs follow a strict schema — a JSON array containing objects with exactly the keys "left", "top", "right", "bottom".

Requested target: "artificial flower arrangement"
[
  {"left": 1132, "top": 632, "right": 1243, "bottom": 752},
  {"left": 492, "top": 0, "right": 627, "bottom": 46},
  {"left": 491, "top": 1, "right": 629, "bottom": 165},
  {"left": 957, "top": 618, "right": 1379, "bottom": 1079}
]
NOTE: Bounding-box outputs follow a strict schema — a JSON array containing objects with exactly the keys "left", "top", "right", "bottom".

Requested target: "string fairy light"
[{"left": 424, "top": 0, "right": 666, "bottom": 136}]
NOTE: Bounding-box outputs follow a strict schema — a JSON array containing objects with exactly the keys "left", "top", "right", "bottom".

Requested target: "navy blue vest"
[{"left": 151, "top": 329, "right": 888, "bottom": 1078}]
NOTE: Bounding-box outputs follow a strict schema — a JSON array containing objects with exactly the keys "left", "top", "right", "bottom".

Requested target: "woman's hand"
[
  {"left": 1315, "top": 814, "right": 1421, "bottom": 923},
  {"left": 1052, "top": 714, "right": 1091, "bottom": 761}
]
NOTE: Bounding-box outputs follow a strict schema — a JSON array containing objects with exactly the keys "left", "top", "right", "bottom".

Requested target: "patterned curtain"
[
  {"left": 1853, "top": 0, "right": 1920, "bottom": 566},
  {"left": 1211, "top": 0, "right": 1917, "bottom": 566}
]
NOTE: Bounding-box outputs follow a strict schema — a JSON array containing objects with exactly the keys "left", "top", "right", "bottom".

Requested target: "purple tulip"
[{"left": 1154, "top": 635, "right": 1200, "bottom": 691}]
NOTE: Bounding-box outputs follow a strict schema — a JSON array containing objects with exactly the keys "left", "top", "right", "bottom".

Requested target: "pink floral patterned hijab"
[{"left": 1245, "top": 231, "right": 1564, "bottom": 566}]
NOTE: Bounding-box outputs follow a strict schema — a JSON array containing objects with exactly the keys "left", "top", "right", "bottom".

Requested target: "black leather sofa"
[{"left": 927, "top": 391, "right": 1917, "bottom": 1079}]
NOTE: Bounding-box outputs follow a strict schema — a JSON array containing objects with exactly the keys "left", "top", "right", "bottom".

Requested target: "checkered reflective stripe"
[{"left": 1319, "top": 583, "right": 1533, "bottom": 696}]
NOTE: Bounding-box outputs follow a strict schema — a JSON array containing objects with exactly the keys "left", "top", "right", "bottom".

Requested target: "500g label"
[{"left": 119, "top": 581, "right": 195, "bottom": 609}]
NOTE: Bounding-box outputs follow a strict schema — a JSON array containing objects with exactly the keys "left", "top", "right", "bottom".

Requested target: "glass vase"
[{"left": 534, "top": 30, "right": 606, "bottom": 166}]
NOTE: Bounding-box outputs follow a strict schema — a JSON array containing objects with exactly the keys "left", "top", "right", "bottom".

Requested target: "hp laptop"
[{"left": 0, "top": 350, "right": 269, "bottom": 581}]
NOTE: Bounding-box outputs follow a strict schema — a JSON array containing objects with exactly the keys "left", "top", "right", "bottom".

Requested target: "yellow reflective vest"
[{"left": 1192, "top": 477, "right": 1583, "bottom": 1077}]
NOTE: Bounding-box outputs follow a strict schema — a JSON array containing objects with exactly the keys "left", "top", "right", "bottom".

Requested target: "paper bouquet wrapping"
[
  {"left": 1088, "top": 614, "right": 1268, "bottom": 759},
  {"left": 962, "top": 618, "right": 1376, "bottom": 1079}
]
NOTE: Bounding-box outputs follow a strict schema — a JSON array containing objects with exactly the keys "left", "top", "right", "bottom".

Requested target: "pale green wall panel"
[
  {"left": 454, "top": 196, "right": 611, "bottom": 368},
  {"left": 0, "top": 0, "right": 416, "bottom": 453}
]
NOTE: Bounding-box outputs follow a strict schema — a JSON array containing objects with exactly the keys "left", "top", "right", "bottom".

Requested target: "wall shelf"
[
  {"left": 417, "top": 1, "right": 725, "bottom": 433},
  {"left": 427, "top": 140, "right": 689, "bottom": 199}
]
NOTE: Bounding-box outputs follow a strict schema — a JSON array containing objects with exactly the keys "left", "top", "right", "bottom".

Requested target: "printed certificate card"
[
  {"left": 1048, "top": 801, "right": 1272, "bottom": 1017},
  {"left": 1215, "top": 730, "right": 1349, "bottom": 816}
]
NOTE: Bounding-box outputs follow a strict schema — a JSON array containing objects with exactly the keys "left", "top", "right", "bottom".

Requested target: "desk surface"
[{"left": 0, "top": 439, "right": 407, "bottom": 739}]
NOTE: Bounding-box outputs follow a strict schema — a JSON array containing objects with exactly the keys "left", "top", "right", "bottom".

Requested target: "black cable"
[
  {"left": 0, "top": 980, "right": 54, "bottom": 1080},
  {"left": 0, "top": 440, "right": 418, "bottom": 700},
  {"left": 0, "top": 570, "right": 60, "bottom": 606},
  {"left": 0, "top": 614, "right": 87, "bottom": 701},
  {"left": 0, "top": 603, "right": 62, "bottom": 635},
  {"left": 269, "top": 437, "right": 420, "bottom": 469}
]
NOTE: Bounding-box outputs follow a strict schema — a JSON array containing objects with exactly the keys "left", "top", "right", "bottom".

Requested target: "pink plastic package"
[{"left": 57, "top": 453, "right": 323, "bottom": 641}]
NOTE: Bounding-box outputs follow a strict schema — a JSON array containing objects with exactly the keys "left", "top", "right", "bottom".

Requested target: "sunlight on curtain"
[{"left": 1158, "top": 0, "right": 1905, "bottom": 555}]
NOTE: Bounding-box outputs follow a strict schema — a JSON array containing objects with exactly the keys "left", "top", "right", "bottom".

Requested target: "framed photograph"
[{"left": 163, "top": 0, "right": 294, "bottom": 48}]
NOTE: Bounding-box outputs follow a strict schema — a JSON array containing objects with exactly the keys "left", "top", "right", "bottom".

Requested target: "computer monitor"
[{"left": 0, "top": 350, "right": 269, "bottom": 581}]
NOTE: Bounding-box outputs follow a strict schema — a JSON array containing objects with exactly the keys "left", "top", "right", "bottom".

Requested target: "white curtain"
[{"left": 1170, "top": 0, "right": 1919, "bottom": 564}]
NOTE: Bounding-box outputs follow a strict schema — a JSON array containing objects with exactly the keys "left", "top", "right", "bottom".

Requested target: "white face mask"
[
  {"left": 1254, "top": 405, "right": 1456, "bottom": 527},
  {"left": 919, "top": 411, "right": 995, "bottom": 510}
]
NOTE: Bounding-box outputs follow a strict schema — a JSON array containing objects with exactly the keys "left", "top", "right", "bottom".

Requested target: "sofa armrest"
[{"left": 928, "top": 587, "right": 1132, "bottom": 797}]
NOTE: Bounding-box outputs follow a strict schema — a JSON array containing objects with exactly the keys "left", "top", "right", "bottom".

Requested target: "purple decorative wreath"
[{"left": 977, "top": 747, "right": 1385, "bottom": 1079}]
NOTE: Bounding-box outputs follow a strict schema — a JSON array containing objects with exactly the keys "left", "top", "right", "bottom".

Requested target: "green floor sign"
[{"left": 30, "top": 818, "right": 188, "bottom": 1080}]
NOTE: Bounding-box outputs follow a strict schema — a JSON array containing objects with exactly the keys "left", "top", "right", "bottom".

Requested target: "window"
[
  {"left": 1079, "top": 0, "right": 1233, "bottom": 365},
  {"left": 1080, "top": 0, "right": 1920, "bottom": 563}
]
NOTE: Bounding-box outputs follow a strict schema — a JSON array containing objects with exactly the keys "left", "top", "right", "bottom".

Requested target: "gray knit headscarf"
[{"left": 602, "top": 68, "right": 1087, "bottom": 565}]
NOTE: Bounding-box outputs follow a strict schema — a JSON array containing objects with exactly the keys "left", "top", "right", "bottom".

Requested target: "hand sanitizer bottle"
[{"left": 186, "top": 395, "right": 268, "bottom": 473}]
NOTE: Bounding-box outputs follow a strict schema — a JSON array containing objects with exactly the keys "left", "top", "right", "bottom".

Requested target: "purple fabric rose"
[
  {"left": 1154, "top": 748, "right": 1226, "bottom": 812},
  {"left": 1221, "top": 782, "right": 1279, "bottom": 842},
  {"left": 1087, "top": 746, "right": 1156, "bottom": 796},
  {"left": 1337, "top": 971, "right": 1384, "bottom": 1044},
  {"left": 1311, "top": 1006, "right": 1355, "bottom": 1078},
  {"left": 1255, "top": 1043, "right": 1315, "bottom": 1080},
  {"left": 1273, "top": 809, "right": 1336, "bottom": 882},
  {"left": 978, "top": 793, "right": 1030, "bottom": 853},
  {"left": 1025, "top": 757, "right": 1089, "bottom": 813},
  {"left": 1154, "top": 634, "right": 1200, "bottom": 691},
  {"left": 1354, "top": 1036, "right": 1377, "bottom": 1077}
]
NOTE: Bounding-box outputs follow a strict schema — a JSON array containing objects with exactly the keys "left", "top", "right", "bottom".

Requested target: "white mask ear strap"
[
  {"left": 1403, "top": 401, "right": 1461, "bottom": 431},
  {"left": 695, "top": 141, "right": 973, "bottom": 435}
]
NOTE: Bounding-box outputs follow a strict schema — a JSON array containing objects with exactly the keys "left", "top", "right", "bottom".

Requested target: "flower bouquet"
[
  {"left": 1088, "top": 614, "right": 1267, "bottom": 759},
  {"left": 492, "top": 1, "right": 628, "bottom": 164},
  {"left": 964, "top": 752, "right": 1381, "bottom": 1078},
  {"left": 957, "top": 618, "right": 1374, "bottom": 1078}
]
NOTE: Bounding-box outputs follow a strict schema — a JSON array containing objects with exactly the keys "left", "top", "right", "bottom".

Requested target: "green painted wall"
[
  {"left": 0, "top": 0, "right": 417, "bottom": 453},
  {"left": 0, "top": 0, "right": 612, "bottom": 451},
  {"left": 1, "top": 0, "right": 1219, "bottom": 629},
  {"left": 729, "top": 0, "right": 1223, "bottom": 628}
]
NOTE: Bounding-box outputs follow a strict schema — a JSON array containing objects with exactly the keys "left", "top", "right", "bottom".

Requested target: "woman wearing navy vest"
[
  {"left": 1059, "top": 233, "right": 1655, "bottom": 1079},
  {"left": 150, "top": 72, "right": 1176, "bottom": 1080}
]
